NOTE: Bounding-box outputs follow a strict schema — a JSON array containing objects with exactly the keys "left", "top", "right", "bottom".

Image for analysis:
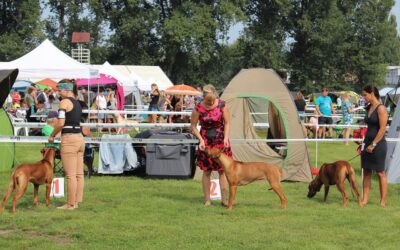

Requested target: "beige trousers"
[{"left": 61, "top": 133, "right": 85, "bottom": 206}]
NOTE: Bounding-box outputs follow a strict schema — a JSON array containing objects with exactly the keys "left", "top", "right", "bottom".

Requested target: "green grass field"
[{"left": 1, "top": 142, "right": 400, "bottom": 249}]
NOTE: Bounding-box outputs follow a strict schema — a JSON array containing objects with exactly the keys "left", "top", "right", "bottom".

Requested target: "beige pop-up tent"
[{"left": 221, "top": 68, "right": 312, "bottom": 182}]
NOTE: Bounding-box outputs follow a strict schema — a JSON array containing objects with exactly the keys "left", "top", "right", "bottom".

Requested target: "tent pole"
[{"left": 315, "top": 123, "right": 319, "bottom": 168}]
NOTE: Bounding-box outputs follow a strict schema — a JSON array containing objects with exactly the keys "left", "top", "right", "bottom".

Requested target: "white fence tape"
[
  {"left": 12, "top": 122, "right": 377, "bottom": 129},
  {"left": 5, "top": 135, "right": 400, "bottom": 144},
  {"left": 12, "top": 122, "right": 190, "bottom": 129},
  {"left": 82, "top": 109, "right": 192, "bottom": 116}
]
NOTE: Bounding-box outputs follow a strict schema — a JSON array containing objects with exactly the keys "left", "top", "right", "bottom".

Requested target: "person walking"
[
  {"left": 190, "top": 84, "right": 231, "bottom": 207},
  {"left": 294, "top": 91, "right": 307, "bottom": 136},
  {"left": 25, "top": 86, "right": 38, "bottom": 122},
  {"left": 360, "top": 85, "right": 388, "bottom": 207},
  {"left": 48, "top": 79, "right": 85, "bottom": 210},
  {"left": 106, "top": 88, "right": 118, "bottom": 133},
  {"left": 315, "top": 87, "right": 335, "bottom": 138},
  {"left": 341, "top": 92, "right": 354, "bottom": 145},
  {"left": 148, "top": 83, "right": 160, "bottom": 123}
]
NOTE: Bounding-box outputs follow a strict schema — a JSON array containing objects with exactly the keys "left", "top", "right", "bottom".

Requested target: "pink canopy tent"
[{"left": 76, "top": 74, "right": 124, "bottom": 110}]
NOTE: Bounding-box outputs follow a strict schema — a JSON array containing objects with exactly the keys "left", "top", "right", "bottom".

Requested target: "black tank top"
[
  {"left": 62, "top": 97, "right": 82, "bottom": 134},
  {"left": 150, "top": 91, "right": 160, "bottom": 105}
]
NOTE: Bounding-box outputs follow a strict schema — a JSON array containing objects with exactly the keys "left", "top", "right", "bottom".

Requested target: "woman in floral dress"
[{"left": 190, "top": 84, "right": 232, "bottom": 206}]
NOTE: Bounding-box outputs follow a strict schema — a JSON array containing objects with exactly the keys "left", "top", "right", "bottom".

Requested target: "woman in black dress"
[{"left": 360, "top": 85, "right": 388, "bottom": 207}]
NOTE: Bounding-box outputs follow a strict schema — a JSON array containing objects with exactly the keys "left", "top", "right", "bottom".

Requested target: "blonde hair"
[
  {"left": 295, "top": 91, "right": 304, "bottom": 100},
  {"left": 203, "top": 84, "right": 218, "bottom": 99},
  {"left": 159, "top": 90, "right": 166, "bottom": 99},
  {"left": 27, "top": 86, "right": 36, "bottom": 94},
  {"left": 342, "top": 91, "right": 351, "bottom": 100}
]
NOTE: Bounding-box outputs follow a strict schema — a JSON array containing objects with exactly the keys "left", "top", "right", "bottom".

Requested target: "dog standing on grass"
[
  {"left": 307, "top": 160, "right": 362, "bottom": 207},
  {"left": 206, "top": 147, "right": 287, "bottom": 211},
  {"left": 0, "top": 147, "right": 56, "bottom": 214}
]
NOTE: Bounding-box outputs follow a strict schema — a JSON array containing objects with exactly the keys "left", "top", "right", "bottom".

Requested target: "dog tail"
[{"left": 0, "top": 178, "right": 16, "bottom": 210}]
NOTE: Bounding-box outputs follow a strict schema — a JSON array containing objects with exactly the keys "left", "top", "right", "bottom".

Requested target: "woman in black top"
[
  {"left": 49, "top": 79, "right": 85, "bottom": 210},
  {"left": 148, "top": 83, "right": 160, "bottom": 123},
  {"left": 294, "top": 91, "right": 307, "bottom": 136},
  {"left": 360, "top": 85, "right": 388, "bottom": 207}
]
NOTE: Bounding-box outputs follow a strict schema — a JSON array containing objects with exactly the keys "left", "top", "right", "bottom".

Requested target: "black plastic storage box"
[{"left": 134, "top": 130, "right": 197, "bottom": 179}]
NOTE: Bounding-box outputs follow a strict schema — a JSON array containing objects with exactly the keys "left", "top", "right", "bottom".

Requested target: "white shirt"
[{"left": 96, "top": 95, "right": 107, "bottom": 109}]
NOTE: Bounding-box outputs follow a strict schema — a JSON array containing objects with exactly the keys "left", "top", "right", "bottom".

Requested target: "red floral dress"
[{"left": 196, "top": 99, "right": 233, "bottom": 172}]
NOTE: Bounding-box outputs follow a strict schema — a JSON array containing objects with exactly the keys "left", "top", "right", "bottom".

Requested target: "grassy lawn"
[{"left": 0, "top": 142, "right": 400, "bottom": 249}]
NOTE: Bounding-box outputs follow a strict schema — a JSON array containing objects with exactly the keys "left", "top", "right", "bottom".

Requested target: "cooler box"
[{"left": 135, "top": 130, "right": 197, "bottom": 178}]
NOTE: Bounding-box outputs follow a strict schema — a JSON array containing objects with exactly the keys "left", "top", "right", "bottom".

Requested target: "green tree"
[
  {"left": 239, "top": 0, "right": 291, "bottom": 71},
  {"left": 43, "top": 0, "right": 109, "bottom": 63},
  {"left": 156, "top": 0, "right": 246, "bottom": 86},
  {"left": 0, "top": 0, "right": 44, "bottom": 61},
  {"left": 288, "top": 0, "right": 400, "bottom": 93}
]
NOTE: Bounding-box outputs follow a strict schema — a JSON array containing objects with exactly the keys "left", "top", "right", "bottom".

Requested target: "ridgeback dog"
[
  {"left": 207, "top": 147, "right": 287, "bottom": 211},
  {"left": 0, "top": 147, "right": 56, "bottom": 213},
  {"left": 307, "top": 160, "right": 362, "bottom": 207}
]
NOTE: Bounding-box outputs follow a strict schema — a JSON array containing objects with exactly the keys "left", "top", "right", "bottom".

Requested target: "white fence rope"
[
  {"left": 12, "top": 122, "right": 380, "bottom": 129},
  {"left": 11, "top": 122, "right": 190, "bottom": 129},
  {"left": 4, "top": 135, "right": 400, "bottom": 144},
  {"left": 82, "top": 109, "right": 192, "bottom": 116}
]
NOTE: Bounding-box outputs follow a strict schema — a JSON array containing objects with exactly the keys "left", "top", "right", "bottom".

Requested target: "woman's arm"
[
  {"left": 223, "top": 105, "right": 231, "bottom": 147},
  {"left": 366, "top": 105, "right": 388, "bottom": 153},
  {"left": 26, "top": 96, "right": 30, "bottom": 107},
  {"left": 190, "top": 109, "right": 205, "bottom": 150},
  {"left": 373, "top": 105, "right": 388, "bottom": 145}
]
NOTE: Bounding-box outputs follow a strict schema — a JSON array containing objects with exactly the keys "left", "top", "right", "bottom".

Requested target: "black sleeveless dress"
[{"left": 361, "top": 104, "right": 387, "bottom": 171}]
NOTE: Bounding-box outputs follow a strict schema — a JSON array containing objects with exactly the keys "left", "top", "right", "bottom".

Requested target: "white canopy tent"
[
  {"left": 91, "top": 62, "right": 143, "bottom": 109},
  {"left": 95, "top": 61, "right": 142, "bottom": 96},
  {"left": 379, "top": 87, "right": 395, "bottom": 97},
  {"left": 113, "top": 65, "right": 173, "bottom": 91},
  {"left": 0, "top": 39, "right": 98, "bottom": 79},
  {"left": 385, "top": 99, "right": 400, "bottom": 183}
]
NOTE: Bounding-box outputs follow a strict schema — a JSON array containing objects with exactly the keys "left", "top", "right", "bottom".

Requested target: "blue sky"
[{"left": 227, "top": 1, "right": 400, "bottom": 44}]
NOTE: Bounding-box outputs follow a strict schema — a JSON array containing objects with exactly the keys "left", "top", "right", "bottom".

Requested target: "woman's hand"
[
  {"left": 48, "top": 136, "right": 54, "bottom": 143},
  {"left": 223, "top": 137, "right": 230, "bottom": 148},
  {"left": 199, "top": 139, "right": 206, "bottom": 151},
  {"left": 366, "top": 144, "right": 374, "bottom": 153}
]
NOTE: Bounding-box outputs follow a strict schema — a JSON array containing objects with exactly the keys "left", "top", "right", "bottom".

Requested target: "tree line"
[{"left": 1, "top": 0, "right": 399, "bottom": 92}]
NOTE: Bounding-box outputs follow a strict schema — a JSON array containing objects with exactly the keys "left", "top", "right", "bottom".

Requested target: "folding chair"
[{"left": 53, "top": 148, "right": 64, "bottom": 175}]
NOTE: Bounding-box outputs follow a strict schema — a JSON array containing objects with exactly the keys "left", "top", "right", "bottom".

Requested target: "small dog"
[
  {"left": 114, "top": 113, "right": 139, "bottom": 134},
  {"left": 207, "top": 147, "right": 287, "bottom": 211},
  {"left": 0, "top": 147, "right": 56, "bottom": 213},
  {"left": 307, "top": 160, "right": 362, "bottom": 207}
]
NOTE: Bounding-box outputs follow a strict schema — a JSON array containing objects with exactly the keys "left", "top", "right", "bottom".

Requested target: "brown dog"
[
  {"left": 0, "top": 147, "right": 56, "bottom": 213},
  {"left": 207, "top": 147, "right": 287, "bottom": 211},
  {"left": 307, "top": 160, "right": 362, "bottom": 207}
]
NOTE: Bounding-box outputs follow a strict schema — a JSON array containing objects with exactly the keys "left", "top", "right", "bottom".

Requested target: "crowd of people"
[
  {"left": 141, "top": 83, "right": 201, "bottom": 124},
  {"left": 294, "top": 87, "right": 372, "bottom": 144},
  {"left": 2, "top": 80, "right": 390, "bottom": 209}
]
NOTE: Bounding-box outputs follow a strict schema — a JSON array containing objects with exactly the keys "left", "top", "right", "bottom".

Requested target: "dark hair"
[{"left": 363, "top": 85, "right": 380, "bottom": 100}]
